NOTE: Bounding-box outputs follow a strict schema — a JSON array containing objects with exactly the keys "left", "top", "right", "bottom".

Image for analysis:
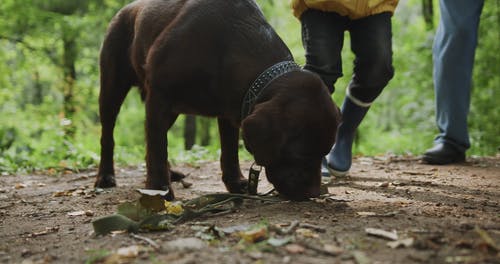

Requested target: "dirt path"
[{"left": 1, "top": 156, "right": 499, "bottom": 263}]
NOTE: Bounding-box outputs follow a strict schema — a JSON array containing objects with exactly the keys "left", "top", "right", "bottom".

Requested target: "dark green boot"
[{"left": 326, "top": 96, "right": 370, "bottom": 176}]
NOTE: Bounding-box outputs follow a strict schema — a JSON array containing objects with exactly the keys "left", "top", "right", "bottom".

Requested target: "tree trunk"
[
  {"left": 32, "top": 71, "right": 43, "bottom": 105},
  {"left": 184, "top": 115, "right": 196, "bottom": 150},
  {"left": 422, "top": 0, "right": 434, "bottom": 31},
  {"left": 62, "top": 30, "right": 77, "bottom": 138},
  {"left": 199, "top": 117, "right": 211, "bottom": 146}
]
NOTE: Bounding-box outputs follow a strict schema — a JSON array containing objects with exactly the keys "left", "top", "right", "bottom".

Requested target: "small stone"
[
  {"left": 161, "top": 237, "right": 205, "bottom": 253},
  {"left": 285, "top": 244, "right": 305, "bottom": 254}
]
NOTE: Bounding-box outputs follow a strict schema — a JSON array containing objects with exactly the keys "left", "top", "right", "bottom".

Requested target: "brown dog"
[{"left": 95, "top": 0, "right": 340, "bottom": 201}]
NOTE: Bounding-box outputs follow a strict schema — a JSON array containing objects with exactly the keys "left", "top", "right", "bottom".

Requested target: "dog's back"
[{"left": 102, "top": 0, "right": 291, "bottom": 96}]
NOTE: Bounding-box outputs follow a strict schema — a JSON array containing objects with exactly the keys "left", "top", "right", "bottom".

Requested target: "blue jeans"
[
  {"left": 433, "top": 0, "right": 484, "bottom": 152},
  {"left": 300, "top": 10, "right": 394, "bottom": 104}
]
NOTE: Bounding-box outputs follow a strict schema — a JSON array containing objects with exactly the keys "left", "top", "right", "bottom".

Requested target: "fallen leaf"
[
  {"left": 247, "top": 251, "right": 263, "bottom": 260},
  {"left": 454, "top": 239, "right": 474, "bottom": 249},
  {"left": 323, "top": 244, "right": 343, "bottom": 255},
  {"left": 285, "top": 244, "right": 305, "bottom": 254},
  {"left": 218, "top": 224, "right": 252, "bottom": 234},
  {"left": 72, "top": 189, "right": 85, "bottom": 196},
  {"left": 136, "top": 189, "right": 170, "bottom": 197},
  {"left": 356, "top": 211, "right": 397, "bottom": 217},
  {"left": 270, "top": 220, "right": 299, "bottom": 235},
  {"left": 162, "top": 237, "right": 206, "bottom": 252},
  {"left": 325, "top": 196, "right": 354, "bottom": 202},
  {"left": 116, "top": 245, "right": 142, "bottom": 258},
  {"left": 267, "top": 237, "right": 292, "bottom": 247},
  {"left": 445, "top": 256, "right": 475, "bottom": 263},
  {"left": 130, "top": 233, "right": 160, "bottom": 249},
  {"left": 164, "top": 201, "right": 184, "bottom": 216},
  {"left": 352, "top": 250, "right": 370, "bottom": 264},
  {"left": 357, "top": 211, "right": 377, "bottom": 217},
  {"left": 239, "top": 226, "right": 268, "bottom": 243},
  {"left": 15, "top": 183, "right": 27, "bottom": 189},
  {"left": 117, "top": 201, "right": 154, "bottom": 222},
  {"left": 387, "top": 238, "right": 414, "bottom": 248},
  {"left": 30, "top": 226, "right": 59, "bottom": 237},
  {"left": 53, "top": 189, "right": 76, "bottom": 197},
  {"left": 296, "top": 228, "right": 319, "bottom": 238},
  {"left": 194, "top": 225, "right": 224, "bottom": 241},
  {"left": 380, "top": 182, "right": 390, "bottom": 188},
  {"left": 67, "top": 210, "right": 92, "bottom": 217},
  {"left": 100, "top": 245, "right": 146, "bottom": 264},
  {"left": 365, "top": 228, "right": 398, "bottom": 241},
  {"left": 92, "top": 214, "right": 140, "bottom": 235},
  {"left": 299, "top": 223, "right": 326, "bottom": 233},
  {"left": 137, "top": 189, "right": 170, "bottom": 211},
  {"left": 94, "top": 193, "right": 280, "bottom": 236}
]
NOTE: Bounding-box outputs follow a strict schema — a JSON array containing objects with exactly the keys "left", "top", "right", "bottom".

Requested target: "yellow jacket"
[{"left": 291, "top": 0, "right": 399, "bottom": 19}]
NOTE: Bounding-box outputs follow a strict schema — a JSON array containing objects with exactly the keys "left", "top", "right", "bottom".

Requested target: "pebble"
[{"left": 161, "top": 237, "right": 206, "bottom": 253}]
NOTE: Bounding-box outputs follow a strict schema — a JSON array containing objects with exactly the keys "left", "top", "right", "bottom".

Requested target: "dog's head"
[{"left": 241, "top": 71, "right": 340, "bottom": 200}]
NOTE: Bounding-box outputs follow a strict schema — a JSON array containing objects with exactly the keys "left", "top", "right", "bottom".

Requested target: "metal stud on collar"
[{"left": 241, "top": 61, "right": 301, "bottom": 120}]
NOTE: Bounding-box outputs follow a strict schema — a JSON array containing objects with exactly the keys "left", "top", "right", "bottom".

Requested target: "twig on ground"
[
  {"left": 299, "top": 223, "right": 326, "bottom": 233},
  {"left": 271, "top": 220, "right": 300, "bottom": 235},
  {"left": 130, "top": 233, "right": 160, "bottom": 250},
  {"left": 297, "top": 240, "right": 343, "bottom": 257}
]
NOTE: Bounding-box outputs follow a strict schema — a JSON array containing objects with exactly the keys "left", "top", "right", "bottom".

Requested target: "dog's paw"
[
  {"left": 94, "top": 174, "right": 117, "bottom": 188},
  {"left": 224, "top": 178, "right": 249, "bottom": 194},
  {"left": 170, "top": 169, "right": 186, "bottom": 182},
  {"left": 164, "top": 190, "right": 175, "bottom": 201}
]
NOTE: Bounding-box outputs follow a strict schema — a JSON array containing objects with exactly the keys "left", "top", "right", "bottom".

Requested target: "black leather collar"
[{"left": 241, "top": 61, "right": 301, "bottom": 120}]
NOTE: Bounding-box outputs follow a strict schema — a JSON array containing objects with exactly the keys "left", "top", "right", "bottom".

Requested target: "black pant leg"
[
  {"left": 348, "top": 12, "right": 394, "bottom": 103},
  {"left": 300, "top": 9, "right": 348, "bottom": 94}
]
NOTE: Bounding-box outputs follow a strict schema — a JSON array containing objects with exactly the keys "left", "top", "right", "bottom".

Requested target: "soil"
[{"left": 1, "top": 155, "right": 499, "bottom": 264}]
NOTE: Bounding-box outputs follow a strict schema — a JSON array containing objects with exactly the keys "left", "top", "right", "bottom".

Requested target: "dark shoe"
[{"left": 422, "top": 143, "right": 465, "bottom": 165}]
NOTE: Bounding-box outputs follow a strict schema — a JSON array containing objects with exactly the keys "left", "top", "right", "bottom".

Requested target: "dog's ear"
[{"left": 241, "top": 110, "right": 285, "bottom": 166}]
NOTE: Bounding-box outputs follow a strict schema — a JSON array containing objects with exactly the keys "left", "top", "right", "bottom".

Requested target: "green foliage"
[
  {"left": 84, "top": 249, "right": 111, "bottom": 264},
  {"left": 359, "top": 0, "right": 500, "bottom": 156},
  {"left": 468, "top": 5, "right": 500, "bottom": 155},
  {"left": 0, "top": 0, "right": 499, "bottom": 173}
]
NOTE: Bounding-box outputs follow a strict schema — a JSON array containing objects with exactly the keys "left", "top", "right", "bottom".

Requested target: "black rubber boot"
[{"left": 326, "top": 97, "right": 370, "bottom": 177}]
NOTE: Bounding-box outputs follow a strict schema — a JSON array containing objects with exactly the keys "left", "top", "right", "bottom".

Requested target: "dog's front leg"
[
  {"left": 218, "top": 118, "right": 247, "bottom": 193},
  {"left": 145, "top": 93, "right": 178, "bottom": 200}
]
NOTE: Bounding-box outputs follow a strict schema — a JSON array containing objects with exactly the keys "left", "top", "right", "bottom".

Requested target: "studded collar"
[{"left": 240, "top": 61, "right": 301, "bottom": 121}]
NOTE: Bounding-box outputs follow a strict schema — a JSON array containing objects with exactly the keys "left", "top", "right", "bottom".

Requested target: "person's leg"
[
  {"left": 300, "top": 9, "right": 348, "bottom": 93},
  {"left": 423, "top": 0, "right": 484, "bottom": 164},
  {"left": 326, "top": 12, "right": 394, "bottom": 176},
  {"left": 300, "top": 9, "right": 347, "bottom": 176}
]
